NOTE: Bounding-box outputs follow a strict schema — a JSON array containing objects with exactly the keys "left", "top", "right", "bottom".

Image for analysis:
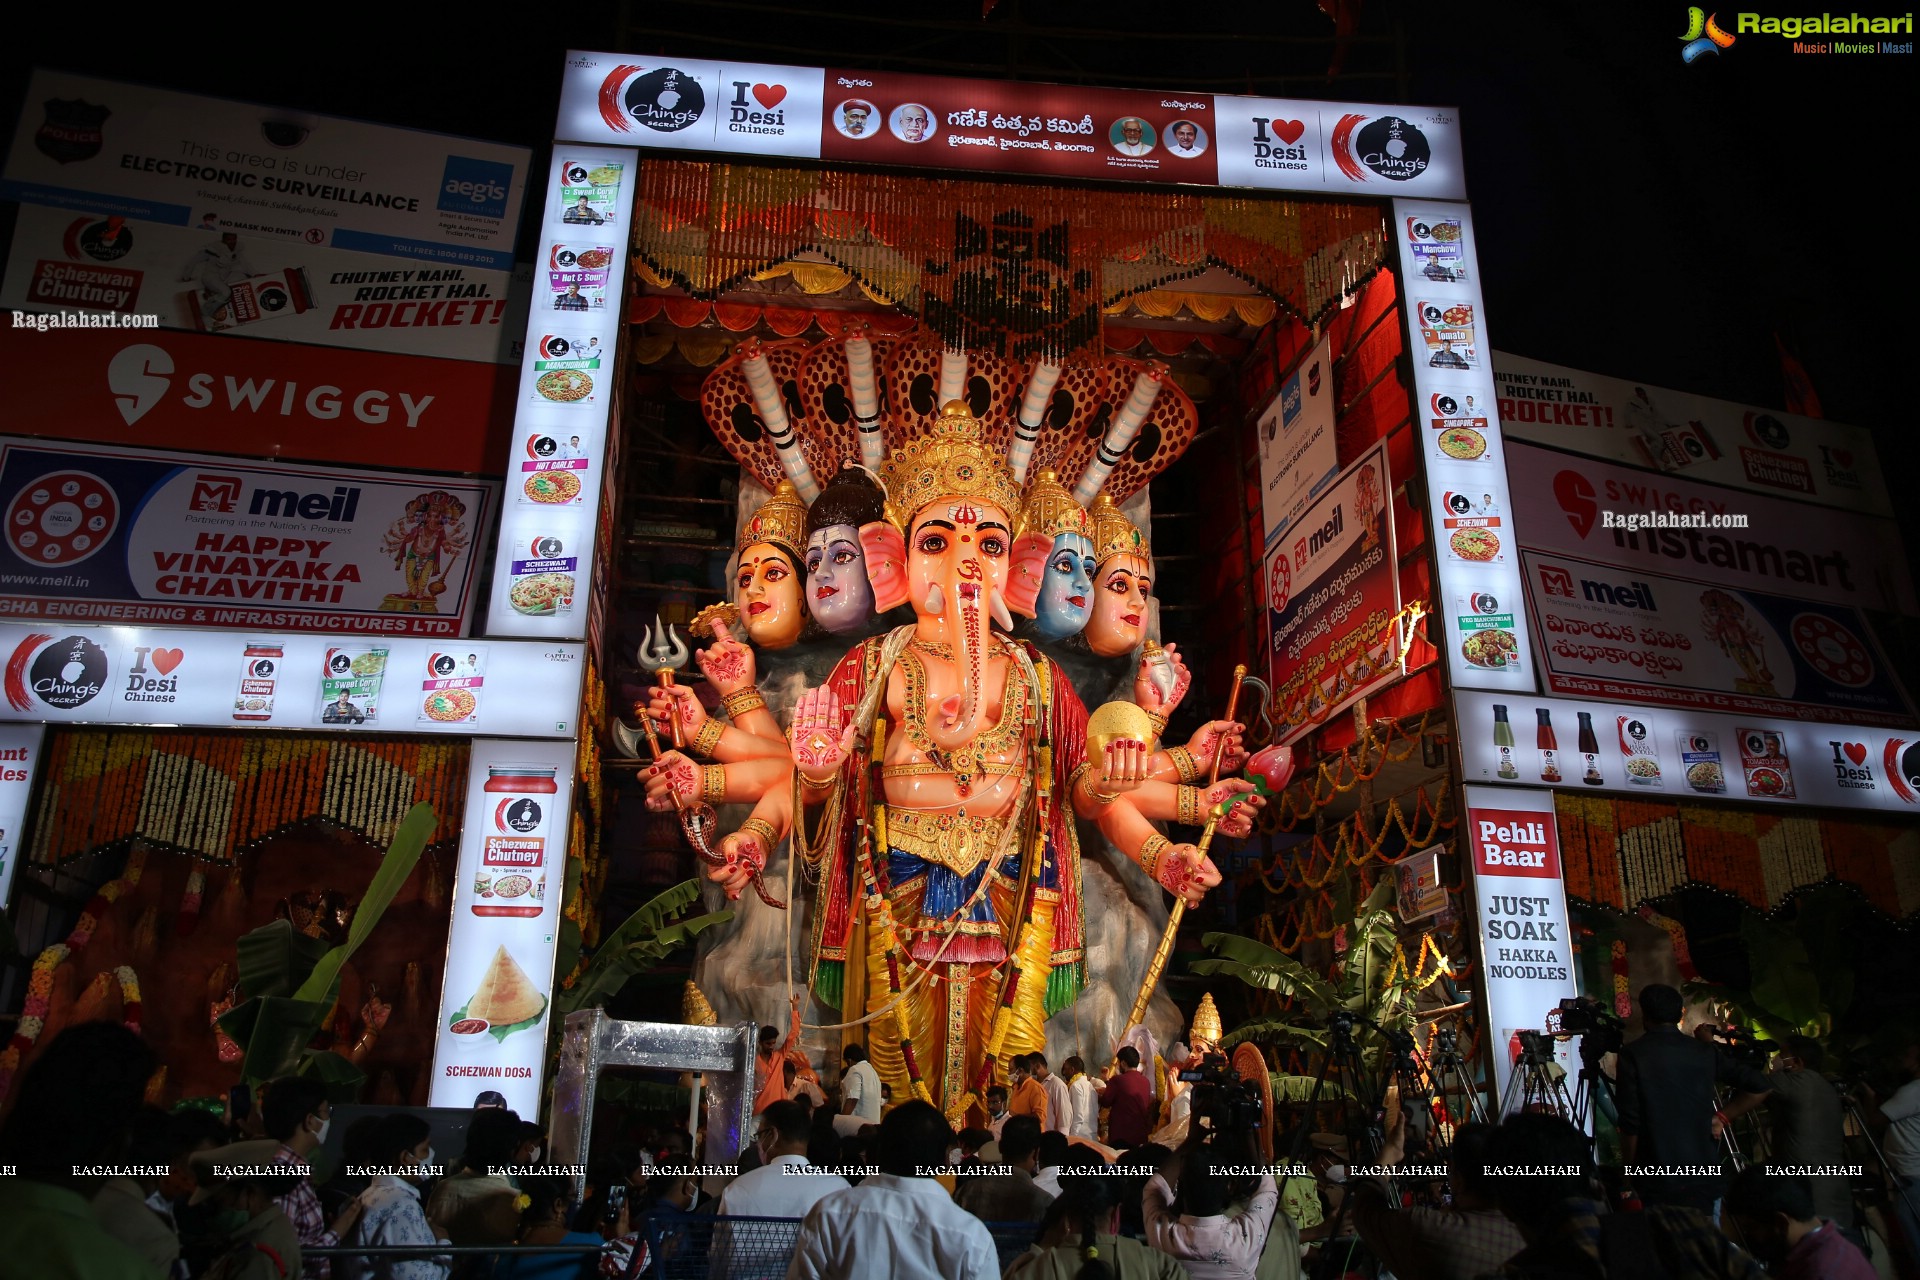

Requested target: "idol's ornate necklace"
[{"left": 898, "top": 637, "right": 1027, "bottom": 797}]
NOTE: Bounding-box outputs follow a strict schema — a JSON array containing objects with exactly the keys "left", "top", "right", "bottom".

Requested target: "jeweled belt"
[{"left": 884, "top": 807, "right": 1010, "bottom": 879}]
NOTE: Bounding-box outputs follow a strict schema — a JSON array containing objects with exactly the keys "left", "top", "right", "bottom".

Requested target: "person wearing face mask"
[
  {"left": 985, "top": 1085, "right": 1013, "bottom": 1143},
  {"left": 261, "top": 1077, "right": 359, "bottom": 1279},
  {"left": 493, "top": 1174, "right": 602, "bottom": 1280},
  {"left": 191, "top": 1140, "right": 307, "bottom": 1280},
  {"left": 349, "top": 1114, "right": 451, "bottom": 1280},
  {"left": 426, "top": 1107, "right": 524, "bottom": 1247},
  {"left": 713, "top": 1101, "right": 850, "bottom": 1275}
]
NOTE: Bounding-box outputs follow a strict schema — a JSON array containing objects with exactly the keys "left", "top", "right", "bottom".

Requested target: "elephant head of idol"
[
  {"left": 1006, "top": 469, "right": 1095, "bottom": 643},
  {"left": 734, "top": 479, "right": 809, "bottom": 650},
  {"left": 1084, "top": 491, "right": 1154, "bottom": 658},
  {"left": 803, "top": 465, "right": 887, "bottom": 636},
  {"left": 861, "top": 400, "right": 1024, "bottom": 751}
]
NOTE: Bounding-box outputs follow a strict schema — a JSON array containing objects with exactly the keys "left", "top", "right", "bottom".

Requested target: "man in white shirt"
[
  {"left": 833, "top": 1042, "right": 882, "bottom": 1137},
  {"left": 1030, "top": 1052, "right": 1073, "bottom": 1136},
  {"left": 787, "top": 1100, "right": 999, "bottom": 1280},
  {"left": 1858, "top": 1035, "right": 1920, "bottom": 1260},
  {"left": 716, "top": 1101, "right": 847, "bottom": 1277},
  {"left": 1063, "top": 1055, "right": 1103, "bottom": 1141}
]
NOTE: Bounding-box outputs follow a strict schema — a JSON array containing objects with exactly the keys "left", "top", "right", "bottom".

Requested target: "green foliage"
[
  {"left": 1198, "top": 876, "right": 1440, "bottom": 1071},
  {"left": 216, "top": 803, "right": 434, "bottom": 1093},
  {"left": 1684, "top": 883, "right": 1861, "bottom": 1050},
  {"left": 555, "top": 880, "right": 734, "bottom": 1015}
]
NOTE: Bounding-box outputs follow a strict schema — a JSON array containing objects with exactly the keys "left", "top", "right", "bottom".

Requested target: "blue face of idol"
[{"left": 1032, "top": 531, "right": 1096, "bottom": 641}]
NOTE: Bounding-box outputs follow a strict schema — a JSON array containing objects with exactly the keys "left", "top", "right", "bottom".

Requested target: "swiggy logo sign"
[{"left": 1680, "top": 8, "right": 1738, "bottom": 61}]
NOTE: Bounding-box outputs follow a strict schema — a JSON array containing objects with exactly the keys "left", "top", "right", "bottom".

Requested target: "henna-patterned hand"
[
  {"left": 1096, "top": 737, "right": 1150, "bottom": 795},
  {"left": 1157, "top": 843, "right": 1223, "bottom": 905},
  {"left": 1133, "top": 640, "right": 1192, "bottom": 713},
  {"left": 695, "top": 618, "right": 757, "bottom": 695},
  {"left": 710, "top": 829, "right": 768, "bottom": 900},
  {"left": 1186, "top": 720, "right": 1248, "bottom": 775},
  {"left": 647, "top": 683, "right": 712, "bottom": 743},
  {"left": 1204, "top": 778, "right": 1264, "bottom": 839},
  {"left": 788, "top": 685, "right": 856, "bottom": 783},
  {"left": 643, "top": 750, "right": 701, "bottom": 811}
]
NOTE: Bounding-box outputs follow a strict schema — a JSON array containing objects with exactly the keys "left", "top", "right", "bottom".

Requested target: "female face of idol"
[
  {"left": 1083, "top": 553, "right": 1152, "bottom": 657},
  {"left": 735, "top": 543, "right": 805, "bottom": 649}
]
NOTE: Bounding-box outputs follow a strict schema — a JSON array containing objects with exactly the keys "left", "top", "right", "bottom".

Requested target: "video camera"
[
  {"left": 1544, "top": 996, "right": 1625, "bottom": 1056},
  {"left": 1707, "top": 1023, "right": 1775, "bottom": 1069},
  {"left": 1179, "top": 1052, "right": 1266, "bottom": 1135}
]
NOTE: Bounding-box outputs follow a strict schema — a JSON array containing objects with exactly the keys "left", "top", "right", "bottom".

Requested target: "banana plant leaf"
[
  {"left": 1195, "top": 932, "right": 1337, "bottom": 1013},
  {"left": 219, "top": 803, "right": 435, "bottom": 1087},
  {"left": 1271, "top": 1072, "right": 1355, "bottom": 1103},
  {"left": 293, "top": 803, "right": 435, "bottom": 1005},
  {"left": 235, "top": 919, "right": 335, "bottom": 1001},
  {"left": 217, "top": 994, "right": 335, "bottom": 1086},
  {"left": 1742, "top": 912, "right": 1821, "bottom": 1030},
  {"left": 1221, "top": 1018, "right": 1329, "bottom": 1050},
  {"left": 556, "top": 880, "right": 734, "bottom": 1015},
  {"left": 297, "top": 1049, "right": 367, "bottom": 1103}
]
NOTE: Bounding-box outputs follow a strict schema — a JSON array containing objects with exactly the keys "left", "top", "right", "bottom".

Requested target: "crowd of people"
[{"left": 2, "top": 990, "right": 1917, "bottom": 1280}]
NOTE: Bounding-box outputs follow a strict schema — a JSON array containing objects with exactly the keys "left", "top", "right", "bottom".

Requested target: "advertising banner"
[
  {"left": 556, "top": 51, "right": 1467, "bottom": 199},
  {"left": 1522, "top": 550, "right": 1913, "bottom": 726},
  {"left": 1, "top": 204, "right": 527, "bottom": 364},
  {"left": 1457, "top": 689, "right": 1920, "bottom": 815},
  {"left": 0, "top": 723, "right": 43, "bottom": 910},
  {"left": 487, "top": 145, "right": 638, "bottom": 639},
  {"left": 0, "top": 437, "right": 496, "bottom": 637},
  {"left": 1392, "top": 199, "right": 1535, "bottom": 691},
  {"left": 1492, "top": 352, "right": 1892, "bottom": 518},
  {"left": 1256, "top": 332, "right": 1338, "bottom": 549},
  {"left": 1463, "top": 785, "right": 1579, "bottom": 1113},
  {"left": 1263, "top": 441, "right": 1402, "bottom": 744},
  {"left": 0, "top": 625, "right": 583, "bottom": 739},
  {"left": 0, "top": 325, "right": 515, "bottom": 474},
  {"left": 429, "top": 738, "right": 576, "bottom": 1115},
  {"left": 1505, "top": 440, "right": 1918, "bottom": 618},
  {"left": 4, "top": 70, "right": 529, "bottom": 270}
]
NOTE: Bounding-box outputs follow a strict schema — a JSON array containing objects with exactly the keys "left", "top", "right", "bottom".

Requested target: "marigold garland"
[
  {"left": 28, "top": 730, "right": 468, "bottom": 865},
  {"left": 0, "top": 849, "right": 147, "bottom": 1104}
]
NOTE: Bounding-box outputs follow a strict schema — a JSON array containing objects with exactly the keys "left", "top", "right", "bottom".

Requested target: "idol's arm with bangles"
[
  {"left": 709, "top": 784, "right": 796, "bottom": 899},
  {"left": 642, "top": 753, "right": 794, "bottom": 809},
  {"left": 644, "top": 686, "right": 789, "bottom": 762}
]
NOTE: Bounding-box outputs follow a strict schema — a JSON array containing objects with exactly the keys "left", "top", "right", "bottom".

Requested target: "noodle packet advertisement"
[
  {"left": 317, "top": 644, "right": 387, "bottom": 725},
  {"left": 506, "top": 532, "right": 579, "bottom": 618},
  {"left": 544, "top": 243, "right": 614, "bottom": 312},
  {"left": 1406, "top": 216, "right": 1467, "bottom": 283},
  {"left": 419, "top": 647, "right": 487, "bottom": 725},
  {"left": 556, "top": 158, "right": 624, "bottom": 226},
  {"left": 1415, "top": 299, "right": 1478, "bottom": 369}
]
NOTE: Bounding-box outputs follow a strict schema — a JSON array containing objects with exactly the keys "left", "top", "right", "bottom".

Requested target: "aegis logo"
[
  {"left": 596, "top": 64, "right": 706, "bottom": 134},
  {"left": 1330, "top": 113, "right": 1431, "bottom": 182},
  {"left": 105, "top": 343, "right": 437, "bottom": 429}
]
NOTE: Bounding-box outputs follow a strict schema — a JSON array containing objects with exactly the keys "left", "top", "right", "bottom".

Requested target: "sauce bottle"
[
  {"left": 1577, "top": 712, "right": 1604, "bottom": 785},
  {"left": 474, "top": 765, "right": 558, "bottom": 918},
  {"left": 1536, "top": 709, "right": 1562, "bottom": 783},
  {"left": 1492, "top": 704, "right": 1518, "bottom": 779}
]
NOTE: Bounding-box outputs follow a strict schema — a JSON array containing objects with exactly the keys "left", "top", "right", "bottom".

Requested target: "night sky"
[{"left": 3, "top": 1, "right": 1911, "bottom": 563}]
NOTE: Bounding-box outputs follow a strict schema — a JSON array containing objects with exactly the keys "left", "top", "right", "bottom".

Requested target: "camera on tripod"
[
  {"left": 1544, "top": 996, "right": 1624, "bottom": 1056},
  {"left": 1179, "top": 1052, "right": 1266, "bottom": 1134}
]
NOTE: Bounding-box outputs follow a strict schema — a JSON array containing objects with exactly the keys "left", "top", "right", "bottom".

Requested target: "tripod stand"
[
  {"left": 1425, "top": 1023, "right": 1487, "bottom": 1137},
  {"left": 1569, "top": 1034, "right": 1617, "bottom": 1138},
  {"left": 1500, "top": 1030, "right": 1580, "bottom": 1119},
  {"left": 1286, "top": 1011, "right": 1382, "bottom": 1175}
]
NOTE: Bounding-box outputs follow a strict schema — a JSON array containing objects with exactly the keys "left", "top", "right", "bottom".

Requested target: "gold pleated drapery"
[{"left": 631, "top": 161, "right": 1387, "bottom": 360}]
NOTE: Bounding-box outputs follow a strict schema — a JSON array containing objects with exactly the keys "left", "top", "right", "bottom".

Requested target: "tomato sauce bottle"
[{"left": 1536, "top": 709, "right": 1562, "bottom": 783}]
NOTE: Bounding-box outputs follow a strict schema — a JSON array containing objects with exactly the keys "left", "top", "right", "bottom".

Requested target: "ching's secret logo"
[{"left": 597, "top": 65, "right": 705, "bottom": 134}]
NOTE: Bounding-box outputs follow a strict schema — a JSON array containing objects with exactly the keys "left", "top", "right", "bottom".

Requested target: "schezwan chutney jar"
[{"left": 474, "top": 765, "right": 557, "bottom": 918}]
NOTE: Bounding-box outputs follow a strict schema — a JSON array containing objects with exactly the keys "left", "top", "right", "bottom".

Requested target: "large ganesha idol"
[{"left": 647, "top": 334, "right": 1259, "bottom": 1119}]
